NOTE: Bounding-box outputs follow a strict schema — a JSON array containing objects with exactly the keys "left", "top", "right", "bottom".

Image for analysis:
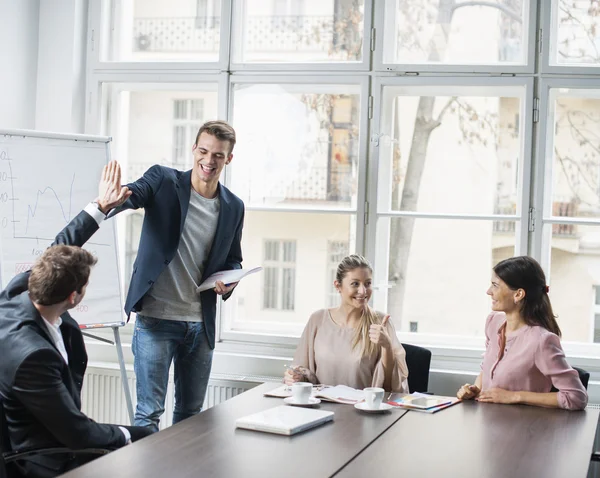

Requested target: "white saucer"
[
  {"left": 284, "top": 396, "right": 321, "bottom": 407},
  {"left": 354, "top": 402, "right": 394, "bottom": 413}
]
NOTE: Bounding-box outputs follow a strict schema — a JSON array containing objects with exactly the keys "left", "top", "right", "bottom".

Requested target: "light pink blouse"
[
  {"left": 481, "top": 312, "right": 588, "bottom": 410},
  {"left": 292, "top": 309, "right": 409, "bottom": 393}
]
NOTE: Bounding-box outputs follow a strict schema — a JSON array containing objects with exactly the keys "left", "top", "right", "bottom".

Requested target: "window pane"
[
  {"left": 105, "top": 0, "right": 221, "bottom": 62},
  {"left": 233, "top": 0, "right": 365, "bottom": 63},
  {"left": 102, "top": 83, "right": 219, "bottom": 299},
  {"left": 551, "top": 0, "right": 600, "bottom": 67},
  {"left": 378, "top": 85, "right": 525, "bottom": 215},
  {"left": 546, "top": 223, "right": 600, "bottom": 342},
  {"left": 374, "top": 217, "right": 517, "bottom": 336},
  {"left": 382, "top": 0, "right": 529, "bottom": 65},
  {"left": 231, "top": 83, "right": 361, "bottom": 209},
  {"left": 548, "top": 89, "right": 600, "bottom": 218},
  {"left": 222, "top": 211, "right": 356, "bottom": 334}
]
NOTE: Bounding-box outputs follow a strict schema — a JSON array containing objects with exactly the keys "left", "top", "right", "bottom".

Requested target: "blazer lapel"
[
  {"left": 202, "top": 183, "right": 231, "bottom": 281},
  {"left": 176, "top": 170, "right": 193, "bottom": 237},
  {"left": 20, "top": 293, "right": 62, "bottom": 357}
]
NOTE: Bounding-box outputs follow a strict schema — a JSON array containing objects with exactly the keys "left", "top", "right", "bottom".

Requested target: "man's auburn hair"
[{"left": 28, "top": 245, "right": 97, "bottom": 305}]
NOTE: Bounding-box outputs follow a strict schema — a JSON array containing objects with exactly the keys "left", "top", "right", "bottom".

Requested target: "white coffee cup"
[
  {"left": 364, "top": 387, "right": 385, "bottom": 410},
  {"left": 291, "top": 382, "right": 313, "bottom": 404}
]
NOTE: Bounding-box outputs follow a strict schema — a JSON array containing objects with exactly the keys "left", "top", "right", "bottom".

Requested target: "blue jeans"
[{"left": 132, "top": 315, "right": 213, "bottom": 432}]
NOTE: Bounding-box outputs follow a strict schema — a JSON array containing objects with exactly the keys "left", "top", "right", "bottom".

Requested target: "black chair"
[
  {"left": 401, "top": 343, "right": 432, "bottom": 393},
  {"left": 0, "top": 398, "right": 110, "bottom": 478},
  {"left": 550, "top": 366, "right": 590, "bottom": 393}
]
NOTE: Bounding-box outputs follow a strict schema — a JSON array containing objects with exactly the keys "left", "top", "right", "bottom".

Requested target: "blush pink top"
[
  {"left": 481, "top": 312, "right": 588, "bottom": 410},
  {"left": 292, "top": 309, "right": 409, "bottom": 393}
]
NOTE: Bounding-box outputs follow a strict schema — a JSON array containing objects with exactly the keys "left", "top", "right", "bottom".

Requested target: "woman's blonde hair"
[{"left": 335, "top": 254, "right": 382, "bottom": 358}]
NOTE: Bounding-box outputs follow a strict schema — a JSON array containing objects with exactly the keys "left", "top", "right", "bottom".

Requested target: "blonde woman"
[{"left": 284, "top": 255, "right": 409, "bottom": 392}]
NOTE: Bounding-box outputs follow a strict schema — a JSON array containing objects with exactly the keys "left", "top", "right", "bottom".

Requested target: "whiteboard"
[{"left": 0, "top": 130, "right": 124, "bottom": 328}]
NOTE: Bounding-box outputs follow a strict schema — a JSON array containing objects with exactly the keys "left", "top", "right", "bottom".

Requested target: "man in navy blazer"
[
  {"left": 107, "top": 120, "right": 244, "bottom": 431},
  {"left": 0, "top": 162, "right": 152, "bottom": 478}
]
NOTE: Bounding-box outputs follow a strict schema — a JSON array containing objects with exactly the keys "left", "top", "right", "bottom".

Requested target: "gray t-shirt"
[{"left": 140, "top": 188, "right": 220, "bottom": 321}]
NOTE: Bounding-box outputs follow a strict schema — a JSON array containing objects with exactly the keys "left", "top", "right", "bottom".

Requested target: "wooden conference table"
[{"left": 60, "top": 382, "right": 599, "bottom": 478}]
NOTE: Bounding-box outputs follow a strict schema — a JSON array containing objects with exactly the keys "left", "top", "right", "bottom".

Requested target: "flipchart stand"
[{"left": 81, "top": 326, "right": 134, "bottom": 425}]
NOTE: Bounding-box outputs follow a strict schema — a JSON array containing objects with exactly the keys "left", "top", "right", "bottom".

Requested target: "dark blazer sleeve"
[
  {"left": 51, "top": 210, "right": 101, "bottom": 248},
  {"left": 107, "top": 164, "right": 165, "bottom": 218},
  {"left": 13, "top": 349, "right": 126, "bottom": 450}
]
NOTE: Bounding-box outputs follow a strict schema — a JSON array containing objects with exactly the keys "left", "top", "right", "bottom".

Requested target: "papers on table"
[
  {"left": 196, "top": 266, "right": 262, "bottom": 293},
  {"left": 264, "top": 384, "right": 365, "bottom": 405},
  {"left": 386, "top": 392, "right": 461, "bottom": 413}
]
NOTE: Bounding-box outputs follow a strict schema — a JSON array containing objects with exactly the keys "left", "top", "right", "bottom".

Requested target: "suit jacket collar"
[{"left": 19, "top": 292, "right": 79, "bottom": 356}]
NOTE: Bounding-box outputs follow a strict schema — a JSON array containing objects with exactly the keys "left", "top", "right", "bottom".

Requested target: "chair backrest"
[
  {"left": 574, "top": 367, "right": 590, "bottom": 390},
  {"left": 550, "top": 366, "right": 590, "bottom": 392},
  {"left": 401, "top": 343, "right": 432, "bottom": 393}
]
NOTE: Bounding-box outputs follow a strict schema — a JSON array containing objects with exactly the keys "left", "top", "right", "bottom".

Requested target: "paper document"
[
  {"left": 196, "top": 267, "right": 263, "bottom": 293},
  {"left": 264, "top": 384, "right": 364, "bottom": 405}
]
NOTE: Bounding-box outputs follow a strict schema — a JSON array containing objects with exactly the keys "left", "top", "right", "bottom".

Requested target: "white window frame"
[
  {"left": 366, "top": 76, "right": 534, "bottom": 342},
  {"left": 230, "top": 0, "right": 373, "bottom": 72},
  {"left": 531, "top": 79, "right": 600, "bottom": 360},
  {"left": 540, "top": 0, "right": 600, "bottom": 75},
  {"left": 373, "top": 0, "right": 538, "bottom": 74},
  {"left": 216, "top": 74, "right": 370, "bottom": 345},
  {"left": 82, "top": 1, "right": 600, "bottom": 373},
  {"left": 86, "top": 0, "right": 232, "bottom": 72}
]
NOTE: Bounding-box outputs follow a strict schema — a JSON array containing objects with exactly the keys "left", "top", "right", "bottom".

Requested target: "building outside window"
[{"left": 263, "top": 240, "right": 296, "bottom": 311}]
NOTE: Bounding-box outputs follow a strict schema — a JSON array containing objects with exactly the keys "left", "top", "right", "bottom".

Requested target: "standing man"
[{"left": 107, "top": 120, "right": 244, "bottom": 431}]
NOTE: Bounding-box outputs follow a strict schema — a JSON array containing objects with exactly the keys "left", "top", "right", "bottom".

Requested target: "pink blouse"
[{"left": 481, "top": 312, "right": 588, "bottom": 410}]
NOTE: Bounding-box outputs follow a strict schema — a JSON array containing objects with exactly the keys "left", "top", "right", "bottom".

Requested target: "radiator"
[{"left": 81, "top": 366, "right": 268, "bottom": 430}]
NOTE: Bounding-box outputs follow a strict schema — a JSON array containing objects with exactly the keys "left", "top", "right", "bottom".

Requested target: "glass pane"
[
  {"left": 552, "top": 0, "right": 600, "bottom": 67},
  {"left": 546, "top": 223, "right": 600, "bottom": 342},
  {"left": 547, "top": 88, "right": 600, "bottom": 219},
  {"left": 105, "top": 0, "right": 221, "bottom": 62},
  {"left": 378, "top": 85, "right": 524, "bottom": 215},
  {"left": 222, "top": 211, "right": 356, "bottom": 335},
  {"left": 231, "top": 83, "right": 361, "bottom": 209},
  {"left": 382, "top": 0, "right": 528, "bottom": 65},
  {"left": 233, "top": 0, "right": 365, "bottom": 63},
  {"left": 102, "top": 83, "right": 219, "bottom": 297},
  {"left": 374, "top": 217, "right": 517, "bottom": 337}
]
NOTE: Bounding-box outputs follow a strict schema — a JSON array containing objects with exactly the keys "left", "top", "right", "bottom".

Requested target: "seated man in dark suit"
[{"left": 0, "top": 161, "right": 153, "bottom": 478}]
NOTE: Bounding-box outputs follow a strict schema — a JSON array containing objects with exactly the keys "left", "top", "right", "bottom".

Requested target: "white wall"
[
  {"left": 0, "top": 0, "right": 39, "bottom": 129},
  {"left": 35, "top": 0, "right": 88, "bottom": 133}
]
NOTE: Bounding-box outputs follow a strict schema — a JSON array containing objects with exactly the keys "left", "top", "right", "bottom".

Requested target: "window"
[
  {"left": 593, "top": 286, "right": 600, "bottom": 342},
  {"left": 88, "top": 1, "right": 600, "bottom": 355},
  {"left": 327, "top": 240, "right": 349, "bottom": 307},
  {"left": 173, "top": 99, "right": 204, "bottom": 167},
  {"left": 550, "top": 0, "right": 600, "bottom": 67},
  {"left": 380, "top": 0, "right": 531, "bottom": 68},
  {"left": 371, "top": 80, "right": 528, "bottom": 336},
  {"left": 539, "top": 83, "right": 600, "bottom": 342},
  {"left": 263, "top": 240, "right": 296, "bottom": 311},
  {"left": 104, "top": 0, "right": 222, "bottom": 62},
  {"left": 232, "top": 0, "right": 366, "bottom": 63}
]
